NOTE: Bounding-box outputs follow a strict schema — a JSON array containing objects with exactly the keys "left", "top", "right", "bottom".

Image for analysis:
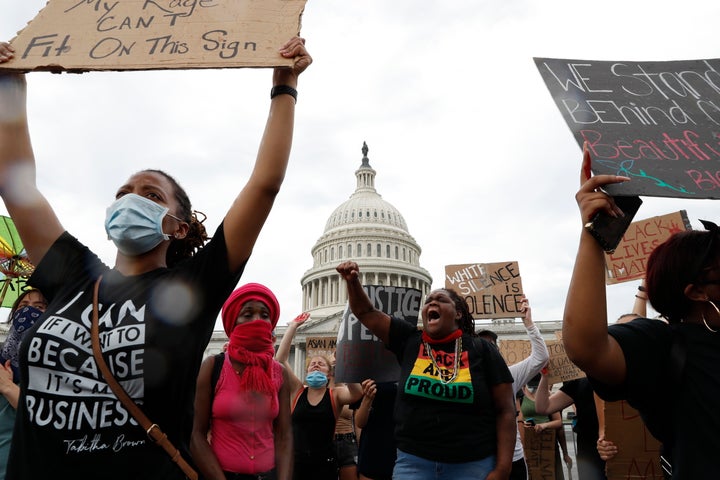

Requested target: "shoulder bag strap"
[{"left": 90, "top": 276, "right": 198, "bottom": 480}]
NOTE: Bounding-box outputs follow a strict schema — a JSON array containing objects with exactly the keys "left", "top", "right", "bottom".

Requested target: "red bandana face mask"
[{"left": 226, "top": 320, "right": 276, "bottom": 396}]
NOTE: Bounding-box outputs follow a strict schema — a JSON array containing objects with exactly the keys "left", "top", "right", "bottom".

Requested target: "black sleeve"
[{"left": 589, "top": 318, "right": 672, "bottom": 403}]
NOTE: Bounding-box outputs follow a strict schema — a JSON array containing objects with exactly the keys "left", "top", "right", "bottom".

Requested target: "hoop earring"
[
  {"left": 702, "top": 300, "right": 720, "bottom": 333},
  {"left": 709, "top": 300, "right": 720, "bottom": 317},
  {"left": 702, "top": 313, "right": 718, "bottom": 333}
]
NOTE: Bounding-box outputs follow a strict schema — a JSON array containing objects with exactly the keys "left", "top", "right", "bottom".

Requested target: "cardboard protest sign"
[
  {"left": 334, "top": 285, "right": 421, "bottom": 383},
  {"left": 306, "top": 337, "right": 336, "bottom": 362},
  {"left": 535, "top": 57, "right": 720, "bottom": 199},
  {"left": 545, "top": 339, "right": 584, "bottom": 384},
  {"left": 445, "top": 262, "right": 523, "bottom": 319},
  {"left": 605, "top": 210, "right": 691, "bottom": 284},
  {"left": 604, "top": 400, "right": 664, "bottom": 479},
  {"left": 521, "top": 428, "right": 557, "bottom": 480},
  {"left": 498, "top": 339, "right": 532, "bottom": 366},
  {"left": 1, "top": 0, "right": 306, "bottom": 72}
]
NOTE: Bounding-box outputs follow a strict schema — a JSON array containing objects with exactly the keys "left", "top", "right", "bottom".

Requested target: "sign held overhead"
[
  {"left": 535, "top": 56, "right": 720, "bottom": 199},
  {"left": 1, "top": 0, "right": 307, "bottom": 73}
]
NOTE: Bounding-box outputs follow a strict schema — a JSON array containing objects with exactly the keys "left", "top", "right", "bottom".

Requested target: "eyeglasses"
[{"left": 690, "top": 219, "right": 720, "bottom": 284}]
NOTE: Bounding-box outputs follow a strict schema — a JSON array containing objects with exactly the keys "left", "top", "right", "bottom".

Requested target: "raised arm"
[
  {"left": 354, "top": 379, "right": 376, "bottom": 429},
  {"left": 0, "top": 74, "right": 64, "bottom": 265},
  {"left": 562, "top": 143, "right": 630, "bottom": 385},
  {"left": 336, "top": 261, "right": 390, "bottom": 344},
  {"left": 632, "top": 279, "right": 648, "bottom": 318},
  {"left": 521, "top": 297, "right": 549, "bottom": 377},
  {"left": 223, "top": 37, "right": 312, "bottom": 272},
  {"left": 274, "top": 312, "right": 308, "bottom": 394},
  {"left": 334, "top": 381, "right": 363, "bottom": 408}
]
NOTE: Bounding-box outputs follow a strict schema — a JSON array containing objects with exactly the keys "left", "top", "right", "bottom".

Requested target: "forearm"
[
  {"left": 534, "top": 374, "right": 551, "bottom": 414},
  {"left": 253, "top": 95, "right": 295, "bottom": 190},
  {"left": 562, "top": 231, "right": 612, "bottom": 370},
  {"left": 354, "top": 397, "right": 372, "bottom": 429},
  {"left": 0, "top": 383, "right": 19, "bottom": 409},
  {"left": 275, "top": 322, "right": 299, "bottom": 363},
  {"left": 494, "top": 407, "right": 516, "bottom": 476},
  {"left": 527, "top": 324, "right": 549, "bottom": 370},
  {"left": 556, "top": 425, "right": 570, "bottom": 455},
  {"left": 0, "top": 75, "right": 32, "bottom": 190},
  {"left": 189, "top": 432, "right": 225, "bottom": 480},
  {"left": 540, "top": 418, "right": 562, "bottom": 430},
  {"left": 0, "top": 76, "right": 61, "bottom": 264},
  {"left": 594, "top": 393, "right": 606, "bottom": 438},
  {"left": 344, "top": 382, "right": 363, "bottom": 404},
  {"left": 632, "top": 288, "right": 648, "bottom": 317},
  {"left": 345, "top": 274, "right": 389, "bottom": 344},
  {"left": 274, "top": 428, "right": 293, "bottom": 480},
  {"left": 345, "top": 274, "right": 373, "bottom": 317}
]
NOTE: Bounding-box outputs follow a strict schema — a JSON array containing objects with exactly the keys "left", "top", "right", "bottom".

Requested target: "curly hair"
[
  {"left": 142, "top": 169, "right": 210, "bottom": 267},
  {"left": 443, "top": 288, "right": 477, "bottom": 336}
]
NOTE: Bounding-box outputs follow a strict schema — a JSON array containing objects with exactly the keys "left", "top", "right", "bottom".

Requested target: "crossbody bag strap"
[{"left": 90, "top": 276, "right": 198, "bottom": 480}]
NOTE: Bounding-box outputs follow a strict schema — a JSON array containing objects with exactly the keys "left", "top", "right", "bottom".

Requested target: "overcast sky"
[{"left": 2, "top": 0, "right": 720, "bottom": 328}]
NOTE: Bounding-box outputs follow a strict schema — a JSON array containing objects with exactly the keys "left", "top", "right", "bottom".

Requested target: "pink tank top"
[{"left": 211, "top": 355, "right": 284, "bottom": 474}]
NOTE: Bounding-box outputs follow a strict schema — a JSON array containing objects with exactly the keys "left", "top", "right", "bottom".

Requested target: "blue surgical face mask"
[
  {"left": 305, "top": 370, "right": 328, "bottom": 388},
  {"left": 104, "top": 193, "right": 175, "bottom": 256}
]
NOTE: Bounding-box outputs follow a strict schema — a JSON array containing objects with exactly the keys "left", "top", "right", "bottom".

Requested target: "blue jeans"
[{"left": 393, "top": 449, "right": 496, "bottom": 480}]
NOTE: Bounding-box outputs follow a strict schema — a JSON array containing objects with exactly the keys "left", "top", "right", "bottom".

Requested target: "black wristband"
[
  {"left": 271, "top": 85, "right": 297, "bottom": 103},
  {"left": 638, "top": 285, "right": 646, "bottom": 292}
]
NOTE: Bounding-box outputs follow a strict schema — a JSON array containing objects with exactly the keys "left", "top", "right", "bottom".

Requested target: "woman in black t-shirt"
[
  {"left": 337, "top": 261, "right": 516, "bottom": 480},
  {"left": 563, "top": 144, "right": 720, "bottom": 478},
  {"left": 0, "top": 38, "right": 311, "bottom": 480}
]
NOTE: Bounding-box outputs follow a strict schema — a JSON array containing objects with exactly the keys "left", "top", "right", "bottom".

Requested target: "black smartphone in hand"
[{"left": 584, "top": 195, "right": 643, "bottom": 253}]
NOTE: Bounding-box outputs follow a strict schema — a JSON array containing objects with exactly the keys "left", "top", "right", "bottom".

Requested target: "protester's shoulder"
[
  {"left": 465, "top": 334, "right": 500, "bottom": 354},
  {"left": 389, "top": 316, "right": 419, "bottom": 337},
  {"left": 33, "top": 231, "right": 105, "bottom": 281},
  {"left": 560, "top": 377, "right": 589, "bottom": 395},
  {"left": 608, "top": 318, "right": 673, "bottom": 340}
]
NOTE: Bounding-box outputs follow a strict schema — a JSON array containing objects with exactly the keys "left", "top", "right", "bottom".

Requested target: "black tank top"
[{"left": 291, "top": 387, "right": 336, "bottom": 461}]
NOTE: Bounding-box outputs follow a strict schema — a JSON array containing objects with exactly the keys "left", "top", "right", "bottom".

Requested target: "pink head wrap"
[{"left": 221, "top": 283, "right": 280, "bottom": 336}]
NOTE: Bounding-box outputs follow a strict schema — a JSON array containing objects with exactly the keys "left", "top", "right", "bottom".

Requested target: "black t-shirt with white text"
[{"left": 7, "top": 225, "right": 243, "bottom": 480}]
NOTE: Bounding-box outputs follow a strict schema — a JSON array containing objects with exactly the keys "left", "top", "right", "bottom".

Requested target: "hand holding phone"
[
  {"left": 578, "top": 143, "right": 636, "bottom": 253},
  {"left": 584, "top": 195, "right": 642, "bottom": 253}
]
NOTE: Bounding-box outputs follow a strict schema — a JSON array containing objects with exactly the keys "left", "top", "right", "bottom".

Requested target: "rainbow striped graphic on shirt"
[{"left": 403, "top": 344, "right": 474, "bottom": 404}]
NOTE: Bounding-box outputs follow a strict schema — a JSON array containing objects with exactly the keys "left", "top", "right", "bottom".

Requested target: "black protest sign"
[
  {"left": 444, "top": 262, "right": 524, "bottom": 320},
  {"left": 334, "top": 285, "right": 421, "bottom": 383},
  {"left": 535, "top": 57, "right": 720, "bottom": 199}
]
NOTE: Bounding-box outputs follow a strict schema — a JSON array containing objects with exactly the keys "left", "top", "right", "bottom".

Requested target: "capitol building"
[{"left": 200, "top": 142, "right": 563, "bottom": 378}]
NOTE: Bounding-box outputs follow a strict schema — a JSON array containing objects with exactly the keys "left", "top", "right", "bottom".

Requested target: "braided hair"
[
  {"left": 142, "top": 169, "right": 209, "bottom": 268},
  {"left": 443, "top": 288, "right": 477, "bottom": 336}
]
